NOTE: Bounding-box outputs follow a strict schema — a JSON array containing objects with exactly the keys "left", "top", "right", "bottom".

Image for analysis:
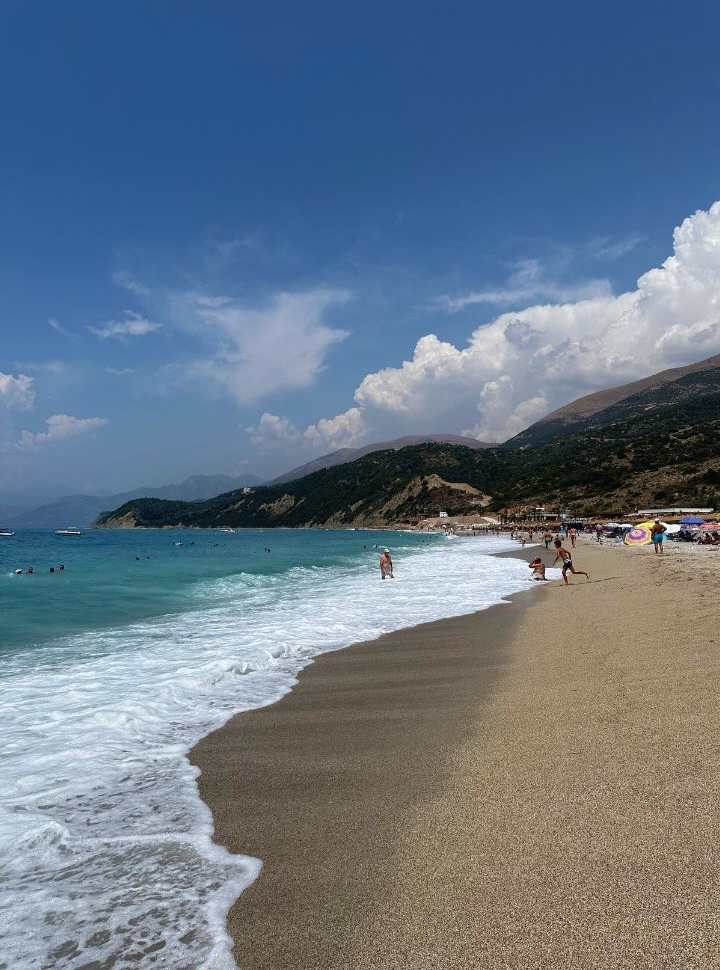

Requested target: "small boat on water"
[
  {"left": 55, "top": 527, "right": 85, "bottom": 536},
  {"left": 0, "top": 528, "right": 15, "bottom": 537},
  {"left": 219, "top": 526, "right": 235, "bottom": 533}
]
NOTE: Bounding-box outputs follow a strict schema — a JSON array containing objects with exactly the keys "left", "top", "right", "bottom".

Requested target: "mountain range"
[
  {"left": 95, "top": 353, "right": 720, "bottom": 528},
  {"left": 5, "top": 474, "right": 264, "bottom": 528},
  {"left": 268, "top": 434, "right": 492, "bottom": 484},
  {"left": 3, "top": 435, "right": 491, "bottom": 527}
]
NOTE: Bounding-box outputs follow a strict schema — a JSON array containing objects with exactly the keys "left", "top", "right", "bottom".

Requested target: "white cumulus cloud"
[
  {"left": 0, "top": 373, "right": 35, "bottom": 411},
  {"left": 17, "top": 414, "right": 108, "bottom": 450},
  {"left": 268, "top": 201, "right": 720, "bottom": 449},
  {"left": 248, "top": 407, "right": 367, "bottom": 453}
]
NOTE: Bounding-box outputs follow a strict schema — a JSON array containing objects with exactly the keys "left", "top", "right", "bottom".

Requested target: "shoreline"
[{"left": 191, "top": 539, "right": 720, "bottom": 968}]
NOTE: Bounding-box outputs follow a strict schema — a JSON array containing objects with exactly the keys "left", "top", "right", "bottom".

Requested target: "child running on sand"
[{"left": 553, "top": 539, "right": 590, "bottom": 585}]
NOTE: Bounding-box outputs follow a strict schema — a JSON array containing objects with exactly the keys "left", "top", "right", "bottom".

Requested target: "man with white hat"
[{"left": 379, "top": 548, "right": 394, "bottom": 579}]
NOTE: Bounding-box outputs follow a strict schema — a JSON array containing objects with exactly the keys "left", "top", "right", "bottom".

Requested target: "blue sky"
[{"left": 2, "top": 0, "right": 720, "bottom": 504}]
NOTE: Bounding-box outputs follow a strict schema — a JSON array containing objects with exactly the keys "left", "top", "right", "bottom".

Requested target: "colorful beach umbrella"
[
  {"left": 624, "top": 526, "right": 652, "bottom": 545},
  {"left": 679, "top": 516, "right": 705, "bottom": 525}
]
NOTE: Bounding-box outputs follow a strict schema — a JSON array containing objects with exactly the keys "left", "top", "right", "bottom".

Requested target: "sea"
[{"left": 0, "top": 527, "right": 546, "bottom": 970}]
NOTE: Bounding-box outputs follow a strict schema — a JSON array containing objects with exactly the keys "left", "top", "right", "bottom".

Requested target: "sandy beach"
[{"left": 191, "top": 538, "right": 720, "bottom": 969}]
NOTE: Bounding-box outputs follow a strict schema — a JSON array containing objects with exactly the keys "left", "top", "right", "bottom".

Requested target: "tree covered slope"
[{"left": 95, "top": 361, "right": 720, "bottom": 527}]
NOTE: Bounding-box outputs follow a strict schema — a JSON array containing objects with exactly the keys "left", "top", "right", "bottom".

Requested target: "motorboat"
[
  {"left": 0, "top": 528, "right": 15, "bottom": 537},
  {"left": 219, "top": 526, "right": 235, "bottom": 533},
  {"left": 55, "top": 527, "right": 85, "bottom": 536}
]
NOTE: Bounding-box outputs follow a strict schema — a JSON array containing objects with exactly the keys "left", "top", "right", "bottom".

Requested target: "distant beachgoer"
[
  {"left": 59, "top": 564, "right": 65, "bottom": 571},
  {"left": 380, "top": 548, "right": 394, "bottom": 579},
  {"left": 553, "top": 539, "right": 589, "bottom": 585},
  {"left": 26, "top": 566, "right": 33, "bottom": 574},
  {"left": 520, "top": 534, "right": 526, "bottom": 547},
  {"left": 528, "top": 557, "right": 547, "bottom": 581},
  {"left": 543, "top": 531, "right": 552, "bottom": 549},
  {"left": 49, "top": 567, "right": 55, "bottom": 573},
  {"left": 569, "top": 527, "right": 577, "bottom": 548},
  {"left": 651, "top": 519, "right": 666, "bottom": 555}
]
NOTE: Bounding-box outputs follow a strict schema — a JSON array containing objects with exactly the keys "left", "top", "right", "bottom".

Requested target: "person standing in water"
[
  {"left": 553, "top": 539, "right": 589, "bottom": 585},
  {"left": 379, "top": 548, "right": 394, "bottom": 579}
]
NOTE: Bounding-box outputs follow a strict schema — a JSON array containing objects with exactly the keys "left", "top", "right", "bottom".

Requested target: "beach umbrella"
[
  {"left": 679, "top": 516, "right": 705, "bottom": 525},
  {"left": 698, "top": 522, "right": 720, "bottom": 530},
  {"left": 624, "top": 526, "right": 652, "bottom": 545}
]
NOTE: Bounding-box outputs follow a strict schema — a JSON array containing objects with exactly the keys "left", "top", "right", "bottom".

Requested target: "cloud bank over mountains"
[
  {"left": 2, "top": 202, "right": 719, "bottom": 493},
  {"left": 253, "top": 201, "right": 720, "bottom": 455}
]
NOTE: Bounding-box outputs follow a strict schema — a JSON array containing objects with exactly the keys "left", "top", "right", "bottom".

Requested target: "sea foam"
[{"left": 0, "top": 533, "right": 539, "bottom": 968}]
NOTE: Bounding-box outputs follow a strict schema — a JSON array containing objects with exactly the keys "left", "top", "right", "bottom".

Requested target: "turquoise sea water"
[
  {"left": 0, "top": 527, "right": 402, "bottom": 653},
  {"left": 0, "top": 528, "right": 541, "bottom": 969}
]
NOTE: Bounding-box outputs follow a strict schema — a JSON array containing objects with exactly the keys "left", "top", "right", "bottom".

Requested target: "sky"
[{"left": 2, "top": 0, "right": 720, "bottom": 505}]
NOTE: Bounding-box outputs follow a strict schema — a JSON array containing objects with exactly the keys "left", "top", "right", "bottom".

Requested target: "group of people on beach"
[
  {"left": 380, "top": 536, "right": 589, "bottom": 587},
  {"left": 529, "top": 537, "right": 589, "bottom": 585}
]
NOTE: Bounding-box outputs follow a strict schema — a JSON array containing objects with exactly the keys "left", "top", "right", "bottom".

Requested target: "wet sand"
[{"left": 191, "top": 539, "right": 720, "bottom": 968}]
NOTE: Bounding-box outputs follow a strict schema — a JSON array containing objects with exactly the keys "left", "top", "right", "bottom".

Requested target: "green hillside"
[{"left": 95, "top": 363, "right": 720, "bottom": 528}]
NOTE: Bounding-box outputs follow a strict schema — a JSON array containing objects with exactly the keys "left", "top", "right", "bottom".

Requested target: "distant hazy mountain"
[
  {"left": 0, "top": 504, "right": 30, "bottom": 524},
  {"left": 8, "top": 474, "right": 265, "bottom": 528},
  {"left": 270, "top": 434, "right": 493, "bottom": 484}
]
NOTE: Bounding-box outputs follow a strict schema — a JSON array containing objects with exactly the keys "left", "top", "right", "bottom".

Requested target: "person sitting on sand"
[
  {"left": 379, "top": 548, "right": 394, "bottom": 579},
  {"left": 553, "top": 539, "right": 589, "bottom": 585},
  {"left": 528, "top": 557, "right": 547, "bottom": 581}
]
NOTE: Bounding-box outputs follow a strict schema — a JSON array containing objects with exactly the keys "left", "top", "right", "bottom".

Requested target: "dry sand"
[{"left": 191, "top": 538, "right": 720, "bottom": 969}]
